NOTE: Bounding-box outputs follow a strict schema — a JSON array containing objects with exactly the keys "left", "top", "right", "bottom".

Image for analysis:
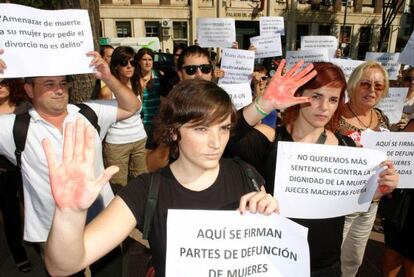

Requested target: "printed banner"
[
  {"left": 274, "top": 142, "right": 387, "bottom": 218},
  {"left": 166, "top": 210, "right": 310, "bottom": 277},
  {"left": 361, "top": 131, "right": 414, "bottom": 189},
  {"left": 285, "top": 49, "right": 330, "bottom": 71},
  {"left": 197, "top": 18, "right": 235, "bottom": 48},
  {"left": 365, "top": 52, "right": 401, "bottom": 80},
  {"left": 218, "top": 48, "right": 255, "bottom": 85},
  {"left": 259, "top": 16, "right": 285, "bottom": 36},
  {"left": 0, "top": 3, "right": 93, "bottom": 78},
  {"left": 330, "top": 58, "right": 364, "bottom": 80},
  {"left": 219, "top": 83, "right": 253, "bottom": 110},
  {"left": 250, "top": 34, "right": 283, "bottom": 59},
  {"left": 300, "top": 36, "right": 338, "bottom": 58},
  {"left": 376, "top": 87, "right": 409, "bottom": 124}
]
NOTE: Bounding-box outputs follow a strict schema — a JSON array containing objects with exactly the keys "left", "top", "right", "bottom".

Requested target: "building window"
[
  {"left": 379, "top": 27, "right": 390, "bottom": 52},
  {"left": 318, "top": 25, "right": 331, "bottom": 35},
  {"left": 340, "top": 26, "right": 352, "bottom": 57},
  {"left": 145, "top": 21, "right": 160, "bottom": 37},
  {"left": 173, "top": 21, "right": 187, "bottom": 40},
  {"left": 116, "top": 21, "right": 131, "bottom": 37},
  {"left": 296, "top": 24, "right": 309, "bottom": 49},
  {"left": 99, "top": 20, "right": 103, "bottom": 37},
  {"left": 357, "top": 27, "right": 371, "bottom": 60},
  {"left": 362, "top": 0, "right": 375, "bottom": 6}
]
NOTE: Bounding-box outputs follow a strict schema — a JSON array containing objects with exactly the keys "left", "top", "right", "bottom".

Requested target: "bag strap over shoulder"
[
  {"left": 76, "top": 103, "right": 100, "bottom": 135},
  {"left": 142, "top": 172, "right": 162, "bottom": 240},
  {"left": 13, "top": 112, "right": 31, "bottom": 169},
  {"left": 233, "top": 159, "right": 261, "bottom": 192}
]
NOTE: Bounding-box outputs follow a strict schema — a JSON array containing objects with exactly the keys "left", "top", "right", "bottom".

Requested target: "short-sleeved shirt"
[
  {"left": 0, "top": 100, "right": 118, "bottom": 242},
  {"left": 118, "top": 159, "right": 264, "bottom": 277}
]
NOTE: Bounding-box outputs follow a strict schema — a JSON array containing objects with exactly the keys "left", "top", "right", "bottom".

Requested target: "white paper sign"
[
  {"left": 365, "top": 52, "right": 401, "bottom": 80},
  {"left": 301, "top": 36, "right": 338, "bottom": 58},
  {"left": 259, "top": 16, "right": 285, "bottom": 36},
  {"left": 197, "top": 18, "right": 235, "bottom": 48},
  {"left": 218, "top": 48, "right": 255, "bottom": 85},
  {"left": 376, "top": 87, "right": 409, "bottom": 124},
  {"left": 398, "top": 31, "right": 414, "bottom": 66},
  {"left": 166, "top": 210, "right": 310, "bottom": 277},
  {"left": 285, "top": 49, "right": 330, "bottom": 71},
  {"left": 274, "top": 142, "right": 387, "bottom": 219},
  {"left": 0, "top": 3, "right": 94, "bottom": 78},
  {"left": 219, "top": 83, "right": 253, "bottom": 110},
  {"left": 250, "top": 34, "right": 283, "bottom": 59},
  {"left": 360, "top": 131, "right": 414, "bottom": 189},
  {"left": 330, "top": 58, "right": 365, "bottom": 80}
]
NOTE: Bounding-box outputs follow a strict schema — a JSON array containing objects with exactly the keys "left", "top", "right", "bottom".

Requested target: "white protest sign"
[
  {"left": 274, "top": 142, "right": 387, "bottom": 219},
  {"left": 197, "top": 18, "right": 235, "bottom": 48},
  {"left": 218, "top": 48, "right": 255, "bottom": 85},
  {"left": 365, "top": 52, "right": 401, "bottom": 80},
  {"left": 398, "top": 31, "right": 414, "bottom": 66},
  {"left": 360, "top": 131, "right": 414, "bottom": 189},
  {"left": 250, "top": 34, "right": 282, "bottom": 59},
  {"left": 330, "top": 58, "right": 364, "bottom": 80},
  {"left": 219, "top": 83, "right": 253, "bottom": 110},
  {"left": 0, "top": 3, "right": 93, "bottom": 78},
  {"left": 285, "top": 49, "right": 330, "bottom": 71},
  {"left": 300, "top": 36, "right": 338, "bottom": 58},
  {"left": 376, "top": 87, "right": 409, "bottom": 124},
  {"left": 259, "top": 16, "right": 285, "bottom": 36},
  {"left": 166, "top": 210, "right": 310, "bottom": 277}
]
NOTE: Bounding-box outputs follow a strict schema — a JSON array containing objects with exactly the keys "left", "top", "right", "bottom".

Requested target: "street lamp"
[{"left": 341, "top": 0, "right": 350, "bottom": 56}]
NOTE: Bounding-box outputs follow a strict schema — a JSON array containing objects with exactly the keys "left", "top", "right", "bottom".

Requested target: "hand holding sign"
[
  {"left": 87, "top": 51, "right": 112, "bottom": 82},
  {"left": 42, "top": 119, "right": 118, "bottom": 210},
  {"left": 375, "top": 160, "right": 398, "bottom": 198},
  {"left": 239, "top": 186, "right": 279, "bottom": 215},
  {"left": 258, "top": 59, "right": 316, "bottom": 112}
]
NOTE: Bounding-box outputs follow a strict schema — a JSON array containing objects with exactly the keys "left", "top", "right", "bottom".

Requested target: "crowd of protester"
[{"left": 0, "top": 31, "right": 412, "bottom": 277}]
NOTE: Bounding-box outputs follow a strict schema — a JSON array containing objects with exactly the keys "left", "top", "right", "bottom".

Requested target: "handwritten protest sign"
[
  {"left": 285, "top": 49, "right": 330, "bottom": 71},
  {"left": 300, "top": 36, "right": 338, "bottom": 58},
  {"left": 166, "top": 210, "right": 310, "bottom": 277},
  {"left": 218, "top": 48, "right": 255, "bottom": 85},
  {"left": 361, "top": 131, "right": 414, "bottom": 189},
  {"left": 365, "top": 52, "right": 401, "bottom": 80},
  {"left": 376, "top": 87, "right": 408, "bottom": 124},
  {"left": 0, "top": 3, "right": 93, "bottom": 78},
  {"left": 250, "top": 34, "right": 282, "bottom": 59},
  {"left": 197, "top": 18, "right": 235, "bottom": 48},
  {"left": 274, "top": 142, "right": 386, "bottom": 219},
  {"left": 219, "top": 83, "right": 253, "bottom": 110},
  {"left": 259, "top": 16, "right": 285, "bottom": 36},
  {"left": 330, "top": 58, "right": 364, "bottom": 80},
  {"left": 398, "top": 31, "right": 414, "bottom": 66}
]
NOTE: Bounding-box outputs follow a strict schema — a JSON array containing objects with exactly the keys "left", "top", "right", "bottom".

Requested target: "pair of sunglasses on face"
[
  {"left": 119, "top": 60, "right": 138, "bottom": 67},
  {"left": 359, "top": 80, "right": 385, "bottom": 91},
  {"left": 182, "top": 64, "right": 212, "bottom": 75}
]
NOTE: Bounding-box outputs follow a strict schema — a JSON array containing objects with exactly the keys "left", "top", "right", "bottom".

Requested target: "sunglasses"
[
  {"left": 403, "top": 76, "right": 414, "bottom": 82},
  {"left": 359, "top": 80, "right": 385, "bottom": 91},
  {"left": 119, "top": 60, "right": 137, "bottom": 67},
  {"left": 182, "top": 64, "right": 212, "bottom": 75},
  {"left": 260, "top": 76, "right": 269, "bottom": 81}
]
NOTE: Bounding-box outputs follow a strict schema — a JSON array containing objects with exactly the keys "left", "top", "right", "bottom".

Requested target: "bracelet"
[{"left": 254, "top": 97, "right": 269, "bottom": 117}]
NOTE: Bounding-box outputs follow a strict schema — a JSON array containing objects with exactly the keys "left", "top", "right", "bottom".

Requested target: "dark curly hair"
[
  {"left": 152, "top": 79, "right": 237, "bottom": 159},
  {"left": 1, "top": 78, "right": 27, "bottom": 105}
]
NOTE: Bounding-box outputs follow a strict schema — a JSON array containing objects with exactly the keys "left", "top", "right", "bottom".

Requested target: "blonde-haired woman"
[{"left": 337, "top": 61, "right": 393, "bottom": 276}]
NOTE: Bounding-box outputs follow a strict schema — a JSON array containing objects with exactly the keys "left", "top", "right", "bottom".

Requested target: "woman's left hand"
[
  {"left": 239, "top": 186, "right": 279, "bottom": 215},
  {"left": 373, "top": 160, "right": 399, "bottom": 200}
]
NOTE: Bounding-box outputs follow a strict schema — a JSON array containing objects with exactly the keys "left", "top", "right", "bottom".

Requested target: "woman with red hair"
[{"left": 227, "top": 62, "right": 398, "bottom": 276}]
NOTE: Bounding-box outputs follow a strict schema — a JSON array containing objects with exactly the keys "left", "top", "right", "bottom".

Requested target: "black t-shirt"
[
  {"left": 226, "top": 112, "right": 356, "bottom": 271},
  {"left": 118, "top": 159, "right": 264, "bottom": 277}
]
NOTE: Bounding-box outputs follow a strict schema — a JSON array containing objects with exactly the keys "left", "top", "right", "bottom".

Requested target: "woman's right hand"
[
  {"left": 258, "top": 59, "right": 316, "bottom": 112},
  {"left": 42, "top": 119, "right": 118, "bottom": 211}
]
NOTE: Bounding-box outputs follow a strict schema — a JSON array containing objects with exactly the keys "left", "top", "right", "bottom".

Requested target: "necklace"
[{"left": 347, "top": 103, "right": 373, "bottom": 129}]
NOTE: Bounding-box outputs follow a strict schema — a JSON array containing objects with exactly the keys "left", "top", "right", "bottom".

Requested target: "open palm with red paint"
[
  {"left": 42, "top": 119, "right": 118, "bottom": 210},
  {"left": 257, "top": 59, "right": 317, "bottom": 112}
]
